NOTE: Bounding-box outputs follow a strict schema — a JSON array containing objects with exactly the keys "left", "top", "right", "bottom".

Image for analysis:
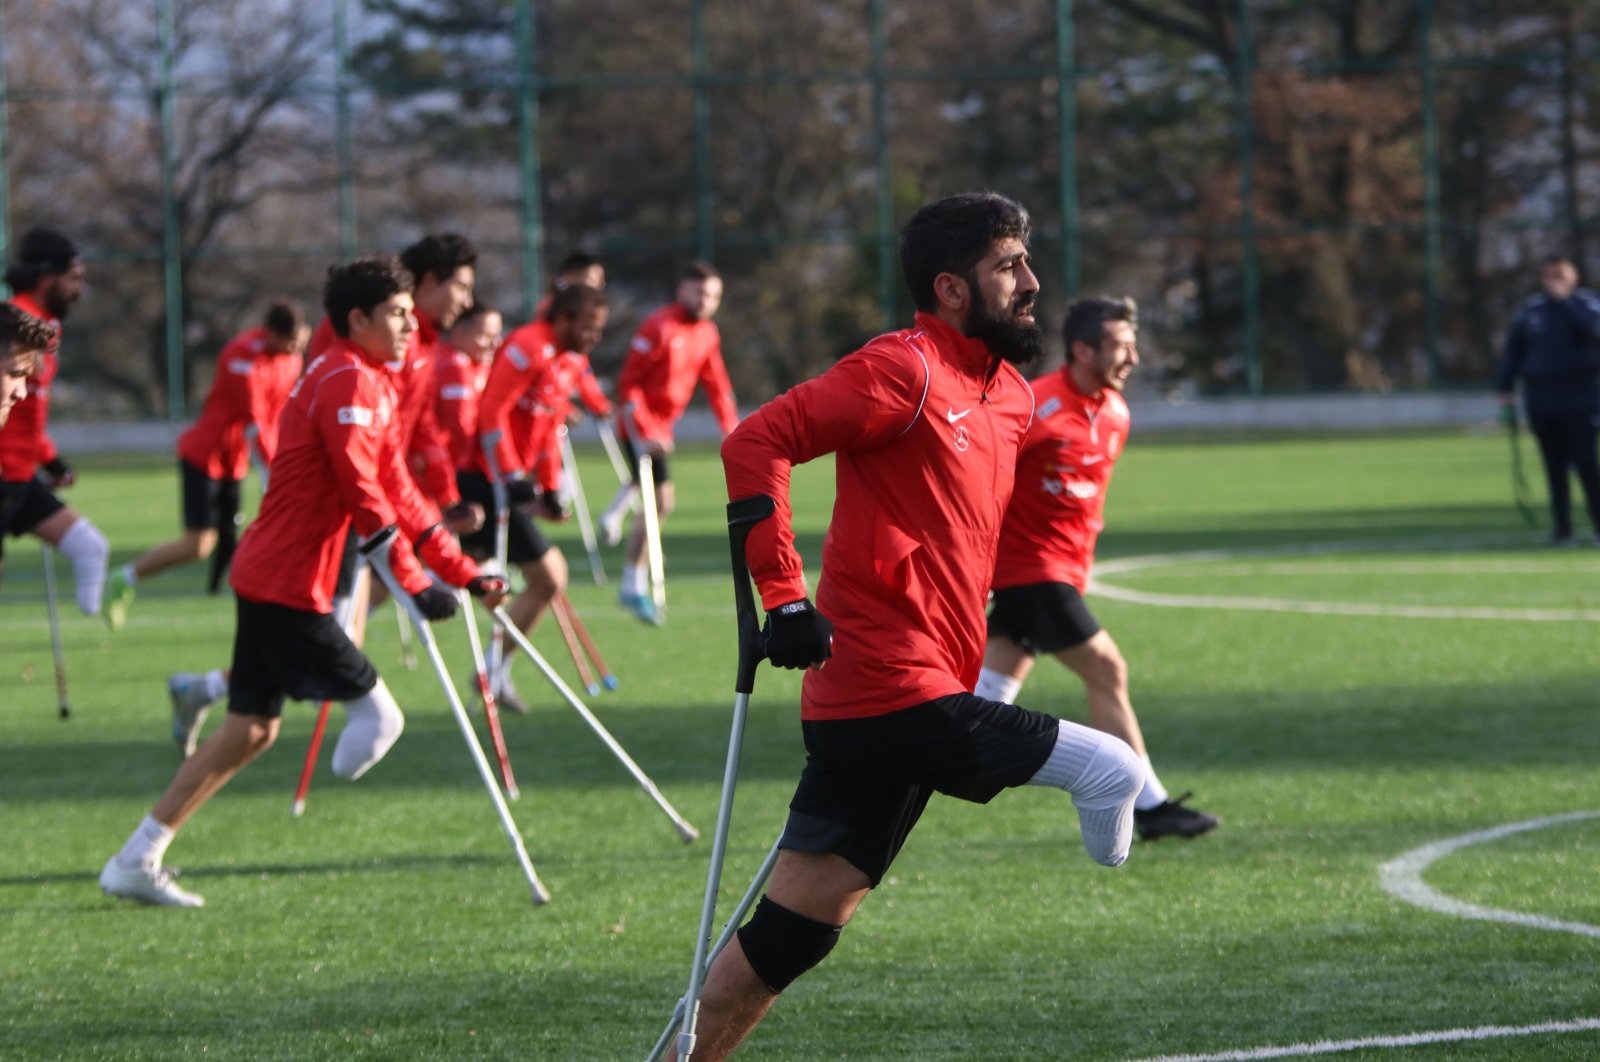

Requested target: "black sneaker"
[{"left": 1134, "top": 792, "right": 1219, "bottom": 840}]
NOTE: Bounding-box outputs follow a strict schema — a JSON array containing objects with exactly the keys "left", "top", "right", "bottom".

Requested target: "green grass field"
[{"left": 3, "top": 429, "right": 1597, "bottom": 1060}]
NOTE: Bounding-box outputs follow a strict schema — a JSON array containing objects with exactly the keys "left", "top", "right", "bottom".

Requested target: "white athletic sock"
[
  {"left": 203, "top": 669, "right": 230, "bottom": 703},
  {"left": 117, "top": 814, "right": 175, "bottom": 869},
  {"left": 1135, "top": 755, "right": 1170, "bottom": 811},
  {"left": 332, "top": 680, "right": 405, "bottom": 780},
  {"left": 974, "top": 667, "right": 1023, "bottom": 704},
  {"left": 56, "top": 518, "right": 109, "bottom": 615},
  {"left": 494, "top": 653, "right": 517, "bottom": 695},
  {"left": 120, "top": 562, "right": 139, "bottom": 587},
  {"left": 1026, "top": 720, "right": 1144, "bottom": 867},
  {"left": 622, "top": 564, "right": 647, "bottom": 597}
]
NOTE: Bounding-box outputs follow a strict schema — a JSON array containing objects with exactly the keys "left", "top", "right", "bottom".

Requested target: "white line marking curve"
[{"left": 1131, "top": 1017, "right": 1600, "bottom": 1062}]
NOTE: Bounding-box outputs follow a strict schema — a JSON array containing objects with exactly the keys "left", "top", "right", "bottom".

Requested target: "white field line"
[
  {"left": 1089, "top": 538, "right": 1600, "bottom": 622},
  {"left": 1131, "top": 1017, "right": 1600, "bottom": 1062},
  {"left": 1378, "top": 810, "right": 1600, "bottom": 939}
]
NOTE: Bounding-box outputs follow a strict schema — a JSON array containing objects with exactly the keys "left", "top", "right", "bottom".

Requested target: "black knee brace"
[{"left": 735, "top": 896, "right": 843, "bottom": 993}]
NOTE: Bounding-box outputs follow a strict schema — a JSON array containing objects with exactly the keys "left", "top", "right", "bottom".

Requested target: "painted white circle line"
[
  {"left": 1378, "top": 809, "right": 1600, "bottom": 939},
  {"left": 1088, "top": 538, "right": 1600, "bottom": 622},
  {"left": 1129, "top": 1017, "right": 1600, "bottom": 1062}
]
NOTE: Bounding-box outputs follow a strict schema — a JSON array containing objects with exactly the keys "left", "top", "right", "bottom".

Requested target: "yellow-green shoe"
[{"left": 104, "top": 570, "right": 135, "bottom": 632}]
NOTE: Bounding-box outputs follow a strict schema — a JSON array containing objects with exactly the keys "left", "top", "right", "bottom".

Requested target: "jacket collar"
[{"left": 913, "top": 311, "right": 993, "bottom": 377}]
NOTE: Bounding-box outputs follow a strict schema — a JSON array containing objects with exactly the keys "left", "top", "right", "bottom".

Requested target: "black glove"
[
  {"left": 41, "top": 456, "right": 73, "bottom": 487},
  {"left": 467, "top": 575, "right": 507, "bottom": 598},
  {"left": 537, "top": 492, "right": 569, "bottom": 522},
  {"left": 412, "top": 582, "right": 458, "bottom": 621},
  {"left": 504, "top": 476, "right": 537, "bottom": 506},
  {"left": 763, "top": 598, "right": 834, "bottom": 670},
  {"left": 443, "top": 500, "right": 484, "bottom": 534}
]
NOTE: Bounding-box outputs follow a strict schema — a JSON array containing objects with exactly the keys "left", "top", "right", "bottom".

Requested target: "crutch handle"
[
  {"left": 357, "top": 524, "right": 399, "bottom": 557},
  {"left": 726, "top": 496, "right": 776, "bottom": 695}
]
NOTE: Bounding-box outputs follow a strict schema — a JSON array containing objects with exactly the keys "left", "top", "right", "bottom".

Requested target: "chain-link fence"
[{"left": 1, "top": 0, "right": 1595, "bottom": 421}]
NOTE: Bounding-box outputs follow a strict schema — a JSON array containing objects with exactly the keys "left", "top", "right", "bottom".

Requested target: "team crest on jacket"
[{"left": 952, "top": 424, "right": 969, "bottom": 452}]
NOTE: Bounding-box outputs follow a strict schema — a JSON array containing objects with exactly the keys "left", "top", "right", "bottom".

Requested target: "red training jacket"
[
  {"left": 0, "top": 292, "right": 62, "bottom": 481},
  {"left": 434, "top": 344, "right": 491, "bottom": 473},
  {"left": 176, "top": 326, "right": 303, "bottom": 480},
  {"left": 723, "top": 312, "right": 1034, "bottom": 721},
  {"left": 229, "top": 340, "right": 479, "bottom": 614},
  {"left": 615, "top": 303, "right": 737, "bottom": 448},
  {"left": 476, "top": 319, "right": 562, "bottom": 478},
  {"left": 993, "top": 368, "right": 1130, "bottom": 593}
]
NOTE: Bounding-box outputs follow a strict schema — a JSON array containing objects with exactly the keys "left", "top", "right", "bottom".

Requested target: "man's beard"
[
  {"left": 964, "top": 295, "right": 1043, "bottom": 367},
  {"left": 43, "top": 284, "right": 75, "bottom": 321}
]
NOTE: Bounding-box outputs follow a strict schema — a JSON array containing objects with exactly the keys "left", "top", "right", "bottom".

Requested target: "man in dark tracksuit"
[{"left": 1496, "top": 255, "right": 1600, "bottom": 545}]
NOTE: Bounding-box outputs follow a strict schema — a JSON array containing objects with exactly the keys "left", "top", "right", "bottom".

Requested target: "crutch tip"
[
  {"left": 586, "top": 683, "right": 602, "bottom": 696},
  {"left": 530, "top": 885, "right": 552, "bottom": 906},
  {"left": 678, "top": 824, "right": 701, "bottom": 844},
  {"left": 602, "top": 674, "right": 620, "bottom": 691},
  {"left": 289, "top": 800, "right": 306, "bottom": 818},
  {"left": 58, "top": 706, "right": 71, "bottom": 720},
  {"left": 506, "top": 786, "right": 522, "bottom": 802}
]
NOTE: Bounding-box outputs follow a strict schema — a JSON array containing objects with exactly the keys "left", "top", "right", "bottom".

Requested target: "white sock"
[
  {"left": 974, "top": 667, "right": 1023, "bottom": 704},
  {"left": 1135, "top": 755, "right": 1169, "bottom": 811},
  {"left": 494, "top": 654, "right": 517, "bottom": 695},
  {"left": 121, "top": 562, "right": 139, "bottom": 586},
  {"left": 332, "top": 680, "right": 405, "bottom": 780},
  {"left": 1027, "top": 720, "right": 1144, "bottom": 867},
  {"left": 117, "top": 814, "right": 175, "bottom": 869},
  {"left": 56, "top": 518, "right": 110, "bottom": 615},
  {"left": 203, "top": 669, "right": 230, "bottom": 703},
  {"left": 622, "top": 564, "right": 647, "bottom": 597}
]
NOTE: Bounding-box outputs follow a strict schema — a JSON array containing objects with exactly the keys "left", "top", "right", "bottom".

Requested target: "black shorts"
[
  {"left": 987, "top": 582, "right": 1102, "bottom": 656},
  {"left": 621, "top": 434, "right": 671, "bottom": 485},
  {"left": 227, "top": 595, "right": 378, "bottom": 718},
  {"left": 781, "top": 693, "right": 1059, "bottom": 886},
  {"left": 179, "top": 458, "right": 241, "bottom": 533},
  {"left": 0, "top": 478, "right": 64, "bottom": 558},
  {"left": 456, "top": 470, "right": 552, "bottom": 565}
]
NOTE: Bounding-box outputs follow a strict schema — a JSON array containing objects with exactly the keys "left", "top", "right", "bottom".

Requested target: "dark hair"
[
  {"left": 1062, "top": 296, "right": 1137, "bottom": 361},
  {"left": 323, "top": 257, "right": 414, "bottom": 338},
  {"left": 545, "top": 283, "right": 607, "bottom": 323},
  {"left": 451, "top": 300, "right": 496, "bottom": 329},
  {"left": 899, "top": 192, "right": 1031, "bottom": 313},
  {"left": 556, "top": 251, "right": 602, "bottom": 278},
  {"left": 4, "top": 227, "right": 80, "bottom": 292},
  {"left": 399, "top": 233, "right": 478, "bottom": 286},
  {"left": 681, "top": 259, "right": 720, "bottom": 283},
  {"left": 0, "top": 302, "right": 56, "bottom": 362},
  {"left": 263, "top": 299, "right": 306, "bottom": 338}
]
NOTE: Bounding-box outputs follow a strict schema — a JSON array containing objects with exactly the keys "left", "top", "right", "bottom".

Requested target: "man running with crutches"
[
  {"left": 660, "top": 193, "right": 1143, "bottom": 1060},
  {"left": 100, "top": 257, "right": 504, "bottom": 907},
  {"left": 467, "top": 283, "right": 608, "bottom": 712},
  {"left": 608, "top": 261, "right": 738, "bottom": 625}
]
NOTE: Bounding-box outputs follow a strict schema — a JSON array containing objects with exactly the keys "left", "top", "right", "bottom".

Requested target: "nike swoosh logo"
[{"left": 946, "top": 407, "right": 972, "bottom": 423}]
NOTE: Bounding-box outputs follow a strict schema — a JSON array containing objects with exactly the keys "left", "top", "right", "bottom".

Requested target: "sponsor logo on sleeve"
[
  {"left": 1037, "top": 396, "right": 1062, "bottom": 419},
  {"left": 440, "top": 384, "right": 472, "bottom": 401},
  {"left": 337, "top": 405, "right": 374, "bottom": 427},
  {"left": 631, "top": 335, "right": 653, "bottom": 353},
  {"left": 227, "top": 358, "right": 254, "bottom": 375},
  {"left": 506, "top": 344, "right": 530, "bottom": 371}
]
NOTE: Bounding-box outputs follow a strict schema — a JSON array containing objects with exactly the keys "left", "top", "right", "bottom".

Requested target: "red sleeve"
[
  {"left": 244, "top": 358, "right": 278, "bottom": 467},
  {"left": 574, "top": 359, "right": 612, "bottom": 417},
  {"left": 435, "top": 358, "right": 479, "bottom": 469},
  {"left": 722, "top": 342, "right": 926, "bottom": 609},
  {"left": 407, "top": 389, "right": 459, "bottom": 507},
  {"left": 617, "top": 319, "right": 669, "bottom": 443},
  {"left": 698, "top": 334, "right": 739, "bottom": 435},
  {"left": 477, "top": 345, "right": 539, "bottom": 477},
  {"left": 529, "top": 411, "right": 561, "bottom": 492},
  {"left": 314, "top": 371, "right": 432, "bottom": 596}
]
